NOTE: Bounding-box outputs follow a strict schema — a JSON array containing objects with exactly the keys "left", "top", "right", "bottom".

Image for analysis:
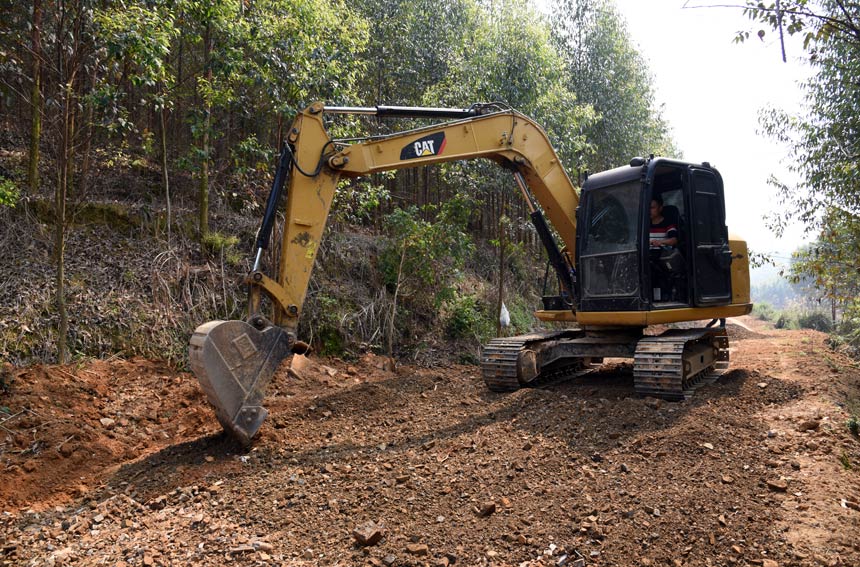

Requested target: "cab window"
[{"left": 580, "top": 181, "right": 641, "bottom": 298}]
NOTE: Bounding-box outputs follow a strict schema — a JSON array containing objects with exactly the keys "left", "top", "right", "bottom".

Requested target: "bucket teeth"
[{"left": 189, "top": 320, "right": 291, "bottom": 445}]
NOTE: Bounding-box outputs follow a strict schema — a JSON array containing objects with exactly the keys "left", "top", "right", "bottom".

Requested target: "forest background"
[{"left": 0, "top": 0, "right": 856, "bottom": 369}]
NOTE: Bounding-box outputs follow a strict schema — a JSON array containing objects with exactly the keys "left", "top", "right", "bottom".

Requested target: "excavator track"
[
  {"left": 633, "top": 328, "right": 729, "bottom": 400},
  {"left": 481, "top": 330, "right": 589, "bottom": 391}
]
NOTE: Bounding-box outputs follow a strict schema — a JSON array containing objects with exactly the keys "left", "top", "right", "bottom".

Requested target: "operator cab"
[{"left": 573, "top": 157, "right": 733, "bottom": 313}]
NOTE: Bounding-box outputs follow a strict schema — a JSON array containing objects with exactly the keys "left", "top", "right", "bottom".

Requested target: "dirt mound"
[
  {"left": 725, "top": 318, "right": 773, "bottom": 340},
  {"left": 0, "top": 358, "right": 218, "bottom": 510}
]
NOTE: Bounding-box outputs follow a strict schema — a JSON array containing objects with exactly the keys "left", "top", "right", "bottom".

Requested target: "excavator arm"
[{"left": 190, "top": 102, "right": 581, "bottom": 444}]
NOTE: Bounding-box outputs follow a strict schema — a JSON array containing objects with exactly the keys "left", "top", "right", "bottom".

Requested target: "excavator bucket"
[{"left": 189, "top": 320, "right": 291, "bottom": 446}]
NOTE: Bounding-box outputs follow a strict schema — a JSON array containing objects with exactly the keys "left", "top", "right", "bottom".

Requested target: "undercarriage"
[{"left": 481, "top": 326, "right": 730, "bottom": 399}]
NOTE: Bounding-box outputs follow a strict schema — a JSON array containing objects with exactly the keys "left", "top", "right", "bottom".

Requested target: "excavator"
[{"left": 189, "top": 102, "right": 752, "bottom": 445}]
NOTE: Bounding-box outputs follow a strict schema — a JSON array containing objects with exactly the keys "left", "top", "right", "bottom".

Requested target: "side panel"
[
  {"left": 729, "top": 237, "right": 751, "bottom": 305},
  {"left": 689, "top": 168, "right": 732, "bottom": 305},
  {"left": 574, "top": 303, "right": 752, "bottom": 326}
]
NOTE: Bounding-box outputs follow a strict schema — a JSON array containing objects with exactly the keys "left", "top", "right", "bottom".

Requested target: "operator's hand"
[{"left": 650, "top": 239, "right": 661, "bottom": 247}]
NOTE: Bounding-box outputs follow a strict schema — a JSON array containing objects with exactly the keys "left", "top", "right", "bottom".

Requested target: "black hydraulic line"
[
  {"left": 255, "top": 142, "right": 292, "bottom": 252},
  {"left": 511, "top": 171, "right": 575, "bottom": 303},
  {"left": 324, "top": 105, "right": 480, "bottom": 119},
  {"left": 530, "top": 209, "right": 575, "bottom": 302}
]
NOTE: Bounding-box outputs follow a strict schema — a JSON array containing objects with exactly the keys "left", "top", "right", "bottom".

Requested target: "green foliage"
[
  {"left": 742, "top": 2, "right": 860, "bottom": 353},
  {"left": 445, "top": 294, "right": 489, "bottom": 339},
  {"left": 201, "top": 231, "right": 242, "bottom": 265},
  {"left": 847, "top": 415, "right": 859, "bottom": 437},
  {"left": 332, "top": 177, "right": 391, "bottom": 225},
  {"left": 753, "top": 302, "right": 777, "bottom": 321},
  {"left": 424, "top": 0, "right": 595, "bottom": 175},
  {"left": 774, "top": 312, "right": 797, "bottom": 330},
  {"left": 798, "top": 311, "right": 832, "bottom": 332},
  {"left": 753, "top": 302, "right": 833, "bottom": 332},
  {"left": 231, "top": 135, "right": 275, "bottom": 176},
  {"left": 0, "top": 179, "right": 20, "bottom": 208},
  {"left": 382, "top": 193, "right": 475, "bottom": 297},
  {"left": 839, "top": 451, "right": 852, "bottom": 470},
  {"left": 506, "top": 296, "right": 535, "bottom": 334},
  {"left": 551, "top": 0, "right": 678, "bottom": 170},
  {"left": 229, "top": 135, "right": 276, "bottom": 206},
  {"left": 95, "top": 4, "right": 175, "bottom": 89},
  {"left": 307, "top": 294, "right": 349, "bottom": 356},
  {"left": 94, "top": 1, "right": 176, "bottom": 138},
  {"left": 832, "top": 311, "right": 860, "bottom": 358}
]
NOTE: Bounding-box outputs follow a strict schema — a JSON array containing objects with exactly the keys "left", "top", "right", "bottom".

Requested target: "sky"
[{"left": 552, "top": 1, "right": 813, "bottom": 282}]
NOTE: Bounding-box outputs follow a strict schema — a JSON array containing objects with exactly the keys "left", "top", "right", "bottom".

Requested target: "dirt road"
[{"left": 2, "top": 317, "right": 859, "bottom": 566}]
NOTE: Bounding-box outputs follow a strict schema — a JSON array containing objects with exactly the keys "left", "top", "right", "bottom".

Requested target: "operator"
[
  {"left": 649, "top": 196, "right": 678, "bottom": 249},
  {"left": 649, "top": 196, "right": 678, "bottom": 301}
]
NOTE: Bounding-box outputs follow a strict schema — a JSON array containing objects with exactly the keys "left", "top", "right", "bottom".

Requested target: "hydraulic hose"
[{"left": 254, "top": 142, "right": 292, "bottom": 268}]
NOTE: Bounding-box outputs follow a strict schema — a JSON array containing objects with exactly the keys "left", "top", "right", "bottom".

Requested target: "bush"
[
  {"left": 848, "top": 415, "right": 859, "bottom": 437},
  {"left": 201, "top": 231, "right": 242, "bottom": 266},
  {"left": 445, "top": 294, "right": 488, "bottom": 339},
  {"left": 309, "top": 294, "right": 347, "bottom": 356},
  {"left": 753, "top": 302, "right": 776, "bottom": 321},
  {"left": 774, "top": 313, "right": 797, "bottom": 329},
  {"left": 0, "top": 179, "right": 19, "bottom": 208},
  {"left": 507, "top": 297, "right": 536, "bottom": 334},
  {"left": 834, "top": 315, "right": 860, "bottom": 357},
  {"left": 798, "top": 311, "right": 832, "bottom": 332}
]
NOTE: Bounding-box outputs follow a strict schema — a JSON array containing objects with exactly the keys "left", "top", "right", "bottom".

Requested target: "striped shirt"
[{"left": 650, "top": 218, "right": 678, "bottom": 249}]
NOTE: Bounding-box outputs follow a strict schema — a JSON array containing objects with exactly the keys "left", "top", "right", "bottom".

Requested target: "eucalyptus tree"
[
  {"left": 95, "top": 1, "right": 176, "bottom": 239},
  {"left": 29, "top": 0, "right": 43, "bottom": 194},
  {"left": 738, "top": 1, "right": 860, "bottom": 322},
  {"left": 551, "top": 0, "right": 677, "bottom": 171},
  {"left": 240, "top": 0, "right": 368, "bottom": 144},
  {"left": 176, "top": 0, "right": 247, "bottom": 238},
  {"left": 37, "top": 0, "right": 105, "bottom": 363},
  {"left": 352, "top": 0, "right": 474, "bottom": 106},
  {"left": 425, "top": 0, "right": 594, "bottom": 232}
]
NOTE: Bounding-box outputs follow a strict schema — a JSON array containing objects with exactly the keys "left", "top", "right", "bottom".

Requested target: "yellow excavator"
[{"left": 190, "top": 102, "right": 752, "bottom": 445}]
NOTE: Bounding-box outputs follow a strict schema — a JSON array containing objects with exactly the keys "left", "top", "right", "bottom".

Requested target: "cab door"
[{"left": 688, "top": 167, "right": 732, "bottom": 305}]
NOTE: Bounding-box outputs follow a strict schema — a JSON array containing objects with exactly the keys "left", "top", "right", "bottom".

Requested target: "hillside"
[{"left": 2, "top": 317, "right": 859, "bottom": 566}]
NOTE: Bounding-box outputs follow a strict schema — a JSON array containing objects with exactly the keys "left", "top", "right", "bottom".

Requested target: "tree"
[
  {"left": 737, "top": 0, "right": 859, "bottom": 231},
  {"left": 551, "top": 0, "right": 678, "bottom": 171},
  {"left": 95, "top": 2, "right": 176, "bottom": 240},
  {"left": 422, "top": 0, "right": 595, "bottom": 240},
  {"left": 28, "top": 0, "right": 43, "bottom": 195},
  {"left": 43, "top": 0, "right": 102, "bottom": 363},
  {"left": 738, "top": 1, "right": 860, "bottom": 334},
  {"left": 382, "top": 195, "right": 474, "bottom": 355}
]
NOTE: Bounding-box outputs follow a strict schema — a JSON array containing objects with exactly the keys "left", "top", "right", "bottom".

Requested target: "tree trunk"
[
  {"left": 28, "top": 0, "right": 43, "bottom": 195},
  {"left": 198, "top": 23, "right": 212, "bottom": 238},
  {"left": 387, "top": 244, "right": 407, "bottom": 357},
  {"left": 160, "top": 107, "right": 171, "bottom": 244},
  {"left": 77, "top": 67, "right": 96, "bottom": 200},
  {"left": 55, "top": 79, "right": 75, "bottom": 364},
  {"left": 176, "top": 25, "right": 184, "bottom": 145}
]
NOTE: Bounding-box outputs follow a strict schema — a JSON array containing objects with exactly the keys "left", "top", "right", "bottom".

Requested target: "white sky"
[{"left": 540, "top": 0, "right": 813, "bottom": 281}]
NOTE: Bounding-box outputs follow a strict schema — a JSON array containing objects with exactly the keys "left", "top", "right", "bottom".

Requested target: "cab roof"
[{"left": 581, "top": 157, "right": 718, "bottom": 193}]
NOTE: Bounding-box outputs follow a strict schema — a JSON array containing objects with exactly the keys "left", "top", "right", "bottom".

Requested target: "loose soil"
[{"left": 2, "top": 316, "right": 859, "bottom": 566}]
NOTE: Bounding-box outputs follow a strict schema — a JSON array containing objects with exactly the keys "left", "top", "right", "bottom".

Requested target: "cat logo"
[{"left": 400, "top": 132, "right": 446, "bottom": 160}]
